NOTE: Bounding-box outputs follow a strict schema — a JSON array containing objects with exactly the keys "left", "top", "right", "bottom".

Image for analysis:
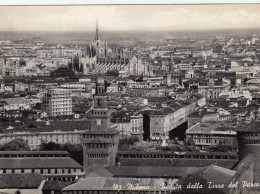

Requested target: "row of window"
[
  {"left": 244, "top": 133, "right": 260, "bottom": 137},
  {"left": 0, "top": 168, "right": 82, "bottom": 174},
  {"left": 242, "top": 140, "right": 260, "bottom": 144},
  {"left": 87, "top": 154, "right": 108, "bottom": 158},
  {"left": 84, "top": 143, "right": 110, "bottom": 148},
  {"left": 118, "top": 154, "right": 238, "bottom": 159},
  {"left": 83, "top": 134, "right": 113, "bottom": 138},
  {"left": 92, "top": 111, "right": 107, "bottom": 115}
]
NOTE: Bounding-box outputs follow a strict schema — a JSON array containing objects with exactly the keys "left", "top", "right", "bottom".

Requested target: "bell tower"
[
  {"left": 90, "top": 77, "right": 111, "bottom": 131},
  {"left": 82, "top": 77, "right": 119, "bottom": 171},
  {"left": 95, "top": 20, "right": 100, "bottom": 41}
]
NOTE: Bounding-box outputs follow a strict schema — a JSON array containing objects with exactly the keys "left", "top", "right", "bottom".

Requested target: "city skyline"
[{"left": 0, "top": 5, "right": 260, "bottom": 32}]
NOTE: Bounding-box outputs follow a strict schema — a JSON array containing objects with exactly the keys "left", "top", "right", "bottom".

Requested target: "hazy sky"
[{"left": 0, "top": 5, "right": 260, "bottom": 31}]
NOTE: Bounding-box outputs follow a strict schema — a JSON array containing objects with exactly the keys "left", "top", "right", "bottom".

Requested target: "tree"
[
  {"left": 0, "top": 138, "right": 30, "bottom": 151},
  {"left": 62, "top": 143, "right": 83, "bottom": 152},
  {"left": 39, "top": 142, "right": 61, "bottom": 151},
  {"left": 118, "top": 136, "right": 139, "bottom": 151}
]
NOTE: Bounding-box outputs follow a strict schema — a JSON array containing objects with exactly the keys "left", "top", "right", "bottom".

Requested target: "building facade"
[
  {"left": 42, "top": 88, "right": 73, "bottom": 117},
  {"left": 186, "top": 123, "right": 238, "bottom": 151},
  {"left": 0, "top": 130, "right": 84, "bottom": 150}
]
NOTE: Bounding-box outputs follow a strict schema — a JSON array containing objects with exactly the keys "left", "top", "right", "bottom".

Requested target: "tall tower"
[
  {"left": 95, "top": 20, "right": 100, "bottom": 41},
  {"left": 90, "top": 77, "right": 111, "bottom": 131},
  {"left": 82, "top": 77, "right": 119, "bottom": 172}
]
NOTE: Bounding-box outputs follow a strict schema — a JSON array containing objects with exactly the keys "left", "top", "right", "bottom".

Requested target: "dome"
[{"left": 96, "top": 77, "right": 105, "bottom": 84}]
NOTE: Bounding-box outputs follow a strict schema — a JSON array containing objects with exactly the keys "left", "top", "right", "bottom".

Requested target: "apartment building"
[{"left": 42, "top": 88, "right": 73, "bottom": 116}]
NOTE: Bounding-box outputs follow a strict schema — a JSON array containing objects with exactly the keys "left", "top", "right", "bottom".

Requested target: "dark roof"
[
  {"left": 209, "top": 99, "right": 248, "bottom": 108},
  {"left": 177, "top": 165, "right": 235, "bottom": 194},
  {"left": 0, "top": 151, "right": 70, "bottom": 156},
  {"left": 0, "top": 173, "right": 44, "bottom": 189},
  {"left": 188, "top": 109, "right": 219, "bottom": 118},
  {"left": 85, "top": 166, "right": 113, "bottom": 178},
  {"left": 118, "top": 151, "right": 239, "bottom": 157},
  {"left": 1, "top": 120, "right": 90, "bottom": 133},
  {"left": 233, "top": 154, "right": 255, "bottom": 180},
  {"left": 237, "top": 121, "right": 260, "bottom": 132},
  {"left": 228, "top": 106, "right": 258, "bottom": 115},
  {"left": 106, "top": 166, "right": 203, "bottom": 178},
  {"left": 83, "top": 128, "right": 119, "bottom": 135},
  {"left": 145, "top": 97, "right": 168, "bottom": 102},
  {"left": 120, "top": 158, "right": 238, "bottom": 169},
  {"left": 42, "top": 181, "right": 74, "bottom": 191},
  {"left": 252, "top": 93, "right": 260, "bottom": 98},
  {"left": 144, "top": 108, "right": 174, "bottom": 116},
  {"left": 62, "top": 177, "right": 173, "bottom": 191},
  {"left": 0, "top": 158, "right": 83, "bottom": 169}
]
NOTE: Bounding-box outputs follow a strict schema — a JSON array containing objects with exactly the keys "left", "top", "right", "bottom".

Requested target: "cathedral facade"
[{"left": 68, "top": 21, "right": 152, "bottom": 76}]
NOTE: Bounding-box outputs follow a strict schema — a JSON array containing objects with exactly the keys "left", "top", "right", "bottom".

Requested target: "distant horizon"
[
  {"left": 0, "top": 27, "right": 259, "bottom": 33},
  {"left": 0, "top": 5, "right": 260, "bottom": 32}
]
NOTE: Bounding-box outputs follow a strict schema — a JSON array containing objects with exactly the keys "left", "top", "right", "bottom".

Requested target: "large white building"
[{"left": 42, "top": 88, "right": 73, "bottom": 116}]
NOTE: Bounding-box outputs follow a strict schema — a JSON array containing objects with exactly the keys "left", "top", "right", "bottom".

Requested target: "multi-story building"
[
  {"left": 42, "top": 88, "right": 73, "bottom": 116},
  {"left": 130, "top": 112, "right": 144, "bottom": 140},
  {"left": 186, "top": 122, "right": 237, "bottom": 151},
  {"left": 111, "top": 111, "right": 144, "bottom": 140},
  {"left": 0, "top": 130, "right": 84, "bottom": 150},
  {"left": 143, "top": 98, "right": 200, "bottom": 141},
  {"left": 148, "top": 109, "right": 172, "bottom": 141},
  {"left": 197, "top": 78, "right": 231, "bottom": 99}
]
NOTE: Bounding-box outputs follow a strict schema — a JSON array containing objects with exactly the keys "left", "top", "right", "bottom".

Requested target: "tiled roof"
[
  {"left": 62, "top": 177, "right": 174, "bottom": 191},
  {"left": 0, "top": 173, "right": 44, "bottom": 189},
  {"left": 120, "top": 158, "right": 238, "bottom": 169},
  {"left": 145, "top": 97, "right": 168, "bottom": 102},
  {"left": 233, "top": 154, "right": 255, "bottom": 180},
  {"left": 106, "top": 166, "right": 203, "bottom": 178},
  {"left": 85, "top": 166, "right": 113, "bottom": 178},
  {"left": 83, "top": 128, "right": 119, "bottom": 135},
  {"left": 188, "top": 110, "right": 219, "bottom": 118},
  {"left": 177, "top": 165, "right": 235, "bottom": 193},
  {"left": 42, "top": 181, "right": 74, "bottom": 191},
  {"left": 237, "top": 121, "right": 260, "bottom": 133},
  {"left": 0, "top": 157, "right": 83, "bottom": 169},
  {"left": 209, "top": 99, "right": 248, "bottom": 108},
  {"left": 0, "top": 151, "right": 70, "bottom": 156},
  {"left": 117, "top": 151, "right": 239, "bottom": 157},
  {"left": 1, "top": 120, "right": 90, "bottom": 132}
]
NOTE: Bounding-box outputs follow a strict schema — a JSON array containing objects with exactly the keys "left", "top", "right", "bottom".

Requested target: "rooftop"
[
  {"left": 106, "top": 166, "right": 203, "bottom": 178},
  {"left": 0, "top": 157, "right": 83, "bottom": 169},
  {"left": 186, "top": 122, "right": 237, "bottom": 135},
  {"left": 177, "top": 165, "right": 235, "bottom": 193},
  {"left": 0, "top": 173, "right": 44, "bottom": 189},
  {"left": 237, "top": 121, "right": 260, "bottom": 133},
  {"left": 1, "top": 120, "right": 90, "bottom": 133}
]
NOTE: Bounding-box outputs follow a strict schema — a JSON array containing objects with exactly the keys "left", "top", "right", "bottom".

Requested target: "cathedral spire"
[{"left": 95, "top": 20, "right": 100, "bottom": 41}]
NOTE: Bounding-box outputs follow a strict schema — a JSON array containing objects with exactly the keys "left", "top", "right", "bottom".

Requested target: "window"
[{"left": 96, "top": 119, "right": 101, "bottom": 125}]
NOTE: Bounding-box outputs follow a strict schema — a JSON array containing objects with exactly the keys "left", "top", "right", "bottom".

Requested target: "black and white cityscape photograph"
[{"left": 1, "top": 3, "right": 260, "bottom": 194}]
